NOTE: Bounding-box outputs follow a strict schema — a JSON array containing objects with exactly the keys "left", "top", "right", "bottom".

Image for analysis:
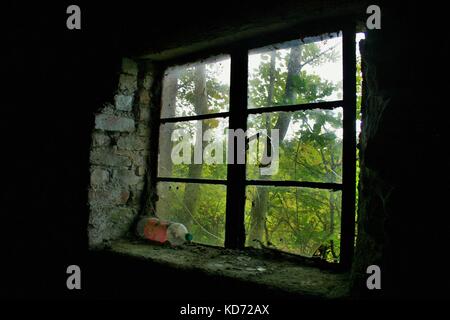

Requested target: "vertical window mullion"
[
  {"left": 225, "top": 49, "right": 248, "bottom": 249},
  {"left": 340, "top": 25, "right": 357, "bottom": 269}
]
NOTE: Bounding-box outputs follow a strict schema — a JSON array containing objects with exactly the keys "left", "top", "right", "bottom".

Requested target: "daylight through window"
[{"left": 156, "top": 29, "right": 356, "bottom": 265}]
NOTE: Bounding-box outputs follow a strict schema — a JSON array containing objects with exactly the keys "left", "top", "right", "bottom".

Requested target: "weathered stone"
[
  {"left": 138, "top": 89, "right": 150, "bottom": 106},
  {"left": 114, "top": 94, "right": 134, "bottom": 111},
  {"left": 127, "top": 189, "right": 143, "bottom": 207},
  {"left": 89, "top": 188, "right": 130, "bottom": 206},
  {"left": 90, "top": 148, "right": 131, "bottom": 167},
  {"left": 113, "top": 168, "right": 141, "bottom": 186},
  {"left": 139, "top": 106, "right": 150, "bottom": 122},
  {"left": 95, "top": 114, "right": 135, "bottom": 132},
  {"left": 142, "top": 74, "right": 154, "bottom": 90},
  {"left": 88, "top": 206, "right": 136, "bottom": 248},
  {"left": 92, "top": 132, "right": 111, "bottom": 147},
  {"left": 87, "top": 59, "right": 154, "bottom": 250},
  {"left": 135, "top": 166, "right": 146, "bottom": 176},
  {"left": 100, "top": 103, "right": 115, "bottom": 115},
  {"left": 117, "top": 135, "right": 146, "bottom": 151},
  {"left": 121, "top": 58, "right": 138, "bottom": 76},
  {"left": 118, "top": 74, "right": 138, "bottom": 94},
  {"left": 91, "top": 168, "right": 109, "bottom": 186},
  {"left": 136, "top": 181, "right": 145, "bottom": 191},
  {"left": 137, "top": 123, "right": 150, "bottom": 137},
  {"left": 115, "top": 149, "right": 147, "bottom": 166}
]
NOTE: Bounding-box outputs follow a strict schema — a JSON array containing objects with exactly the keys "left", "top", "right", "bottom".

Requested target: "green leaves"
[
  {"left": 246, "top": 40, "right": 344, "bottom": 260},
  {"left": 162, "top": 38, "right": 349, "bottom": 261}
]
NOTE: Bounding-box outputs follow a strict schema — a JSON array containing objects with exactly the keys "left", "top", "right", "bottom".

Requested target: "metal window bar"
[
  {"left": 160, "top": 111, "right": 230, "bottom": 124},
  {"left": 155, "top": 25, "right": 357, "bottom": 269},
  {"left": 246, "top": 100, "right": 343, "bottom": 115},
  {"left": 340, "top": 24, "right": 357, "bottom": 270},
  {"left": 157, "top": 176, "right": 342, "bottom": 191},
  {"left": 224, "top": 49, "right": 248, "bottom": 249}
]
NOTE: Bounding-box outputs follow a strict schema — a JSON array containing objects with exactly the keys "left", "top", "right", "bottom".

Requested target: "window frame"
[{"left": 154, "top": 23, "right": 356, "bottom": 270}]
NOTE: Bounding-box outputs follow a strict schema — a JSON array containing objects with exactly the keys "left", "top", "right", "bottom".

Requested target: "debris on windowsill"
[{"left": 104, "top": 238, "right": 350, "bottom": 299}]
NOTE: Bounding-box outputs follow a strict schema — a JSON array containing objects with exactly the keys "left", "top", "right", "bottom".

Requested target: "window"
[{"left": 155, "top": 26, "right": 356, "bottom": 267}]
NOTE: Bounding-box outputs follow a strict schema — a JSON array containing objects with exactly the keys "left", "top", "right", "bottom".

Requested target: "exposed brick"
[
  {"left": 121, "top": 58, "right": 138, "bottom": 76},
  {"left": 91, "top": 168, "right": 109, "bottom": 186},
  {"left": 90, "top": 148, "right": 131, "bottom": 167},
  {"left": 128, "top": 189, "right": 143, "bottom": 206},
  {"left": 118, "top": 74, "right": 138, "bottom": 94},
  {"left": 95, "top": 114, "right": 135, "bottom": 132},
  {"left": 112, "top": 168, "right": 141, "bottom": 186},
  {"left": 117, "top": 135, "right": 146, "bottom": 151},
  {"left": 139, "top": 106, "right": 150, "bottom": 122},
  {"left": 137, "top": 123, "right": 150, "bottom": 137},
  {"left": 135, "top": 166, "right": 146, "bottom": 176},
  {"left": 88, "top": 206, "right": 136, "bottom": 248},
  {"left": 142, "top": 74, "right": 154, "bottom": 90},
  {"left": 114, "top": 94, "right": 134, "bottom": 111},
  {"left": 115, "top": 149, "right": 147, "bottom": 166},
  {"left": 89, "top": 188, "right": 130, "bottom": 206},
  {"left": 138, "top": 89, "right": 150, "bottom": 106},
  {"left": 92, "top": 132, "right": 111, "bottom": 147},
  {"left": 88, "top": 58, "right": 155, "bottom": 250}
]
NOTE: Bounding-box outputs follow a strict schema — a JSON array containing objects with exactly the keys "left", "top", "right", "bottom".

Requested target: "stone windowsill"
[{"left": 106, "top": 239, "right": 350, "bottom": 299}]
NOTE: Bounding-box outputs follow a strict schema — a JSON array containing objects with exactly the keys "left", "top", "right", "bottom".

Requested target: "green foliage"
[
  {"left": 157, "top": 183, "right": 226, "bottom": 246},
  {"left": 158, "top": 38, "right": 359, "bottom": 263}
]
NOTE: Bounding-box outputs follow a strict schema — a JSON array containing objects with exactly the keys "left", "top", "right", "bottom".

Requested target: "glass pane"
[
  {"left": 156, "top": 182, "right": 226, "bottom": 246},
  {"left": 248, "top": 33, "right": 342, "bottom": 108},
  {"left": 161, "top": 55, "right": 230, "bottom": 118},
  {"left": 158, "top": 118, "right": 229, "bottom": 180},
  {"left": 245, "top": 186, "right": 341, "bottom": 262},
  {"left": 246, "top": 108, "right": 343, "bottom": 183}
]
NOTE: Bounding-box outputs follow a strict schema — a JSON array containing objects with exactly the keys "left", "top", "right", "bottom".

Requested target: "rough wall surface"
[
  {"left": 88, "top": 58, "right": 155, "bottom": 248},
  {"left": 351, "top": 4, "right": 450, "bottom": 298}
]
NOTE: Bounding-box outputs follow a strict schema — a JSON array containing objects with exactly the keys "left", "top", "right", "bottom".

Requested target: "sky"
[
  {"left": 211, "top": 32, "right": 365, "bottom": 103},
  {"left": 165, "top": 32, "right": 366, "bottom": 143}
]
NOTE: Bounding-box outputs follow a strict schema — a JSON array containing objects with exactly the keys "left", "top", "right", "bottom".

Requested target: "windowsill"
[{"left": 105, "top": 239, "right": 350, "bottom": 299}]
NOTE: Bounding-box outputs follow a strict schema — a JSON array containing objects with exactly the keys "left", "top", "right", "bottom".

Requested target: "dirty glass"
[
  {"left": 156, "top": 182, "right": 226, "bottom": 247},
  {"left": 161, "top": 55, "right": 230, "bottom": 118},
  {"left": 248, "top": 33, "right": 342, "bottom": 109},
  {"left": 245, "top": 186, "right": 341, "bottom": 262},
  {"left": 158, "top": 118, "right": 229, "bottom": 180},
  {"left": 246, "top": 108, "right": 343, "bottom": 183}
]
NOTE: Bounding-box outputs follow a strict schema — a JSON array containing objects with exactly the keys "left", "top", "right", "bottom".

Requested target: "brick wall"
[{"left": 88, "top": 58, "right": 156, "bottom": 248}]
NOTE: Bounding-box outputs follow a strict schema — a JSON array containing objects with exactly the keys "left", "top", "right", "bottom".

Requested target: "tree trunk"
[
  {"left": 158, "top": 71, "right": 178, "bottom": 220},
  {"left": 328, "top": 151, "right": 339, "bottom": 261},
  {"left": 159, "top": 71, "right": 178, "bottom": 177},
  {"left": 248, "top": 46, "right": 303, "bottom": 247},
  {"left": 182, "top": 65, "right": 209, "bottom": 229}
]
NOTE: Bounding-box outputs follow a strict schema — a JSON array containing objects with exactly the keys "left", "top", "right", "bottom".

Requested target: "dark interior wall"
[
  {"left": 1, "top": 1, "right": 448, "bottom": 300},
  {"left": 352, "top": 4, "right": 450, "bottom": 298},
  {"left": 1, "top": 2, "right": 119, "bottom": 298}
]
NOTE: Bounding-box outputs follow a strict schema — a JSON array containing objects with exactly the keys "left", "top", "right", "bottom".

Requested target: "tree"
[
  {"left": 157, "top": 60, "right": 229, "bottom": 245},
  {"left": 182, "top": 65, "right": 209, "bottom": 229},
  {"left": 246, "top": 39, "right": 342, "bottom": 259},
  {"left": 158, "top": 38, "right": 347, "bottom": 258}
]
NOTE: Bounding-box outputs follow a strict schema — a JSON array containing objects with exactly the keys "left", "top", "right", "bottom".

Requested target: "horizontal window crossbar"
[
  {"left": 157, "top": 177, "right": 228, "bottom": 185},
  {"left": 246, "top": 179, "right": 342, "bottom": 191},
  {"left": 160, "top": 112, "right": 229, "bottom": 124},
  {"left": 157, "top": 178, "right": 342, "bottom": 190},
  {"left": 247, "top": 101, "right": 342, "bottom": 115}
]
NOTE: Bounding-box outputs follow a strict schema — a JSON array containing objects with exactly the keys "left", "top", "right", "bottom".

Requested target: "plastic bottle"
[{"left": 137, "top": 217, "right": 193, "bottom": 246}]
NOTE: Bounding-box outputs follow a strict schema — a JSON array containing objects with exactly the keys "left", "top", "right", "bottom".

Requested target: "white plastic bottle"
[
  {"left": 137, "top": 217, "right": 193, "bottom": 246},
  {"left": 167, "top": 222, "right": 193, "bottom": 246}
]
